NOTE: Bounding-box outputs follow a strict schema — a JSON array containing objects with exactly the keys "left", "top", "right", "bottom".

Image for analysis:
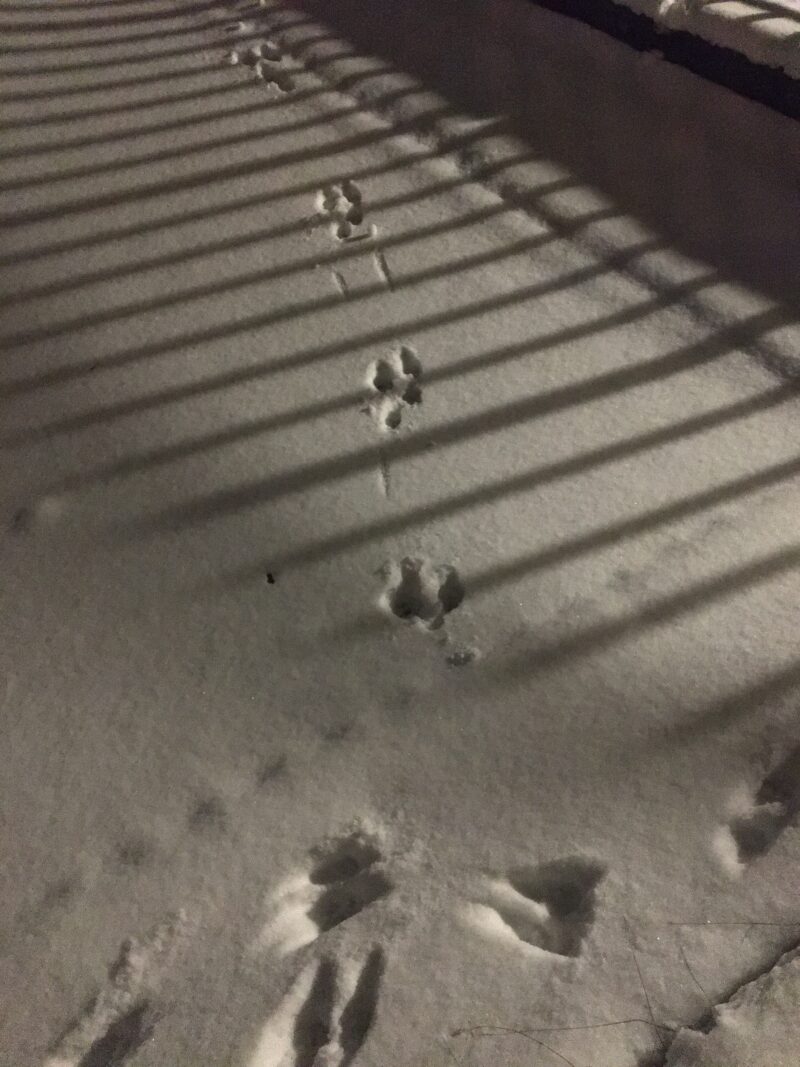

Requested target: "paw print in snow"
[
  {"left": 253, "top": 43, "right": 294, "bottom": 93},
  {"left": 463, "top": 857, "right": 606, "bottom": 958},
  {"left": 365, "top": 345, "right": 422, "bottom": 431},
  {"left": 380, "top": 557, "right": 464, "bottom": 631},
  {"left": 317, "top": 182, "right": 374, "bottom": 242},
  {"left": 256, "top": 831, "right": 393, "bottom": 957},
  {"left": 227, "top": 38, "right": 294, "bottom": 91}
]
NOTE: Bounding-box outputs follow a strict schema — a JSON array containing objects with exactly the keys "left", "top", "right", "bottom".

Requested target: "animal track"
[
  {"left": 292, "top": 958, "right": 337, "bottom": 1067},
  {"left": 309, "top": 834, "right": 383, "bottom": 887},
  {"left": 380, "top": 557, "right": 464, "bottom": 631},
  {"left": 257, "top": 754, "right": 288, "bottom": 787},
  {"left": 254, "top": 60, "right": 294, "bottom": 93},
  {"left": 16, "top": 874, "right": 81, "bottom": 940},
  {"left": 44, "top": 913, "right": 186, "bottom": 1067},
  {"left": 321, "top": 721, "right": 354, "bottom": 743},
  {"left": 445, "top": 646, "right": 478, "bottom": 668},
  {"left": 716, "top": 744, "right": 800, "bottom": 871},
  {"left": 337, "top": 948, "right": 385, "bottom": 1066},
  {"left": 188, "top": 795, "right": 228, "bottom": 833},
  {"left": 465, "top": 857, "right": 606, "bottom": 958},
  {"left": 75, "top": 1003, "right": 156, "bottom": 1067},
  {"left": 317, "top": 182, "right": 373, "bottom": 242},
  {"left": 248, "top": 948, "right": 385, "bottom": 1067},
  {"left": 331, "top": 269, "right": 349, "bottom": 298},
  {"left": 225, "top": 19, "right": 256, "bottom": 38},
  {"left": 365, "top": 345, "right": 423, "bottom": 432},
  {"left": 258, "top": 831, "right": 392, "bottom": 956},
  {"left": 114, "top": 836, "right": 153, "bottom": 870},
  {"left": 227, "top": 38, "right": 294, "bottom": 91},
  {"left": 372, "top": 251, "right": 394, "bottom": 290}
]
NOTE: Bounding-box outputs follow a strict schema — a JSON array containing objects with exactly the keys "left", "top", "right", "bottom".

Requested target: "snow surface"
[{"left": 1, "top": 1, "right": 799, "bottom": 1065}]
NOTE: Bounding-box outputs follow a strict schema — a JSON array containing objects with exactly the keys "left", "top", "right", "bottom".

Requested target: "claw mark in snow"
[
  {"left": 225, "top": 20, "right": 255, "bottom": 37},
  {"left": 446, "top": 646, "right": 478, "bottom": 668},
  {"left": 378, "top": 449, "right": 391, "bottom": 499},
  {"left": 331, "top": 270, "right": 349, "bottom": 299},
  {"left": 373, "top": 251, "right": 393, "bottom": 290}
]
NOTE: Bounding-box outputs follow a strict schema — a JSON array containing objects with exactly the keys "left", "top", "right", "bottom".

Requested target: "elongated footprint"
[
  {"left": 44, "top": 912, "right": 186, "bottom": 1067},
  {"left": 248, "top": 948, "right": 385, "bottom": 1066}
]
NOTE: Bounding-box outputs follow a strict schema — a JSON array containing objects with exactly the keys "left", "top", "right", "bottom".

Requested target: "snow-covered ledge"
[{"left": 632, "top": 0, "right": 800, "bottom": 79}]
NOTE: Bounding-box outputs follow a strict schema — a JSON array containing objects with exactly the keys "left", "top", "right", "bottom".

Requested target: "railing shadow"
[
  {"left": 0, "top": 78, "right": 244, "bottom": 132},
  {"left": 211, "top": 385, "right": 798, "bottom": 586},
  {"left": 491, "top": 543, "right": 800, "bottom": 686},
  {"left": 4, "top": 145, "right": 542, "bottom": 301},
  {"left": 0, "top": 236, "right": 671, "bottom": 445},
  {"left": 40, "top": 273, "right": 724, "bottom": 498},
  {"left": 285, "top": 0, "right": 800, "bottom": 304},
  {"left": 112, "top": 305, "right": 792, "bottom": 538},
  {"left": 0, "top": 184, "right": 610, "bottom": 359},
  {"left": 0, "top": 109, "right": 510, "bottom": 266},
  {"left": 2, "top": 0, "right": 798, "bottom": 751}
]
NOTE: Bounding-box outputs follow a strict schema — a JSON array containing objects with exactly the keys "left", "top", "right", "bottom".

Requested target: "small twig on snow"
[
  {"left": 676, "top": 933, "right": 713, "bottom": 1009},
  {"left": 630, "top": 948, "right": 666, "bottom": 1053},
  {"left": 452, "top": 1025, "right": 579, "bottom": 1067}
]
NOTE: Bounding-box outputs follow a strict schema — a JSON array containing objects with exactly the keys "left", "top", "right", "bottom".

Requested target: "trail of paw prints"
[
  {"left": 248, "top": 948, "right": 385, "bottom": 1067},
  {"left": 43, "top": 912, "right": 187, "bottom": 1067},
  {"left": 257, "top": 831, "right": 393, "bottom": 956},
  {"left": 365, "top": 345, "right": 422, "bottom": 434},
  {"left": 714, "top": 743, "right": 800, "bottom": 874},
  {"left": 317, "top": 182, "right": 375, "bottom": 244},
  {"left": 463, "top": 857, "right": 606, "bottom": 958},
  {"left": 379, "top": 557, "right": 464, "bottom": 632}
]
